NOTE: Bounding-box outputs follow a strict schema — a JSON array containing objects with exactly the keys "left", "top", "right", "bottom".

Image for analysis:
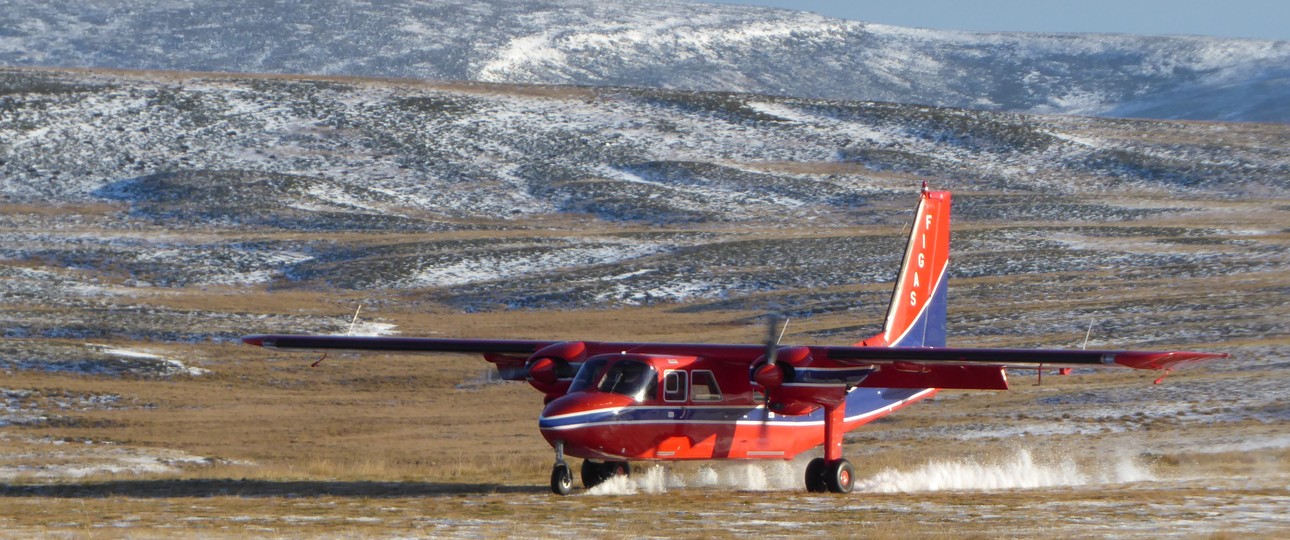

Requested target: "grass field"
[{"left": 2, "top": 196, "right": 1288, "bottom": 538}]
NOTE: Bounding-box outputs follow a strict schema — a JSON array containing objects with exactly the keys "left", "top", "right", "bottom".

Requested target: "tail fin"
[{"left": 858, "top": 188, "right": 952, "bottom": 348}]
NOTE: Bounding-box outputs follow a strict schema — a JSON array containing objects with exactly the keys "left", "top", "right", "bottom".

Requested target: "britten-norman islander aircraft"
[{"left": 243, "top": 186, "right": 1228, "bottom": 495}]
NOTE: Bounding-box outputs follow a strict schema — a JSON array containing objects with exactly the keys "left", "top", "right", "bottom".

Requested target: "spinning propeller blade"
[{"left": 760, "top": 313, "right": 788, "bottom": 434}]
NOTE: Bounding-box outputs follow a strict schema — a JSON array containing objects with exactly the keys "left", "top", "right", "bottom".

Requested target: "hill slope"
[
  {"left": 1, "top": 0, "right": 1288, "bottom": 122},
  {"left": 1, "top": 68, "right": 1287, "bottom": 318}
]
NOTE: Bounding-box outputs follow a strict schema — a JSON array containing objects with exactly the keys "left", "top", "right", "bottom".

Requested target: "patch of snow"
[
  {"left": 410, "top": 241, "right": 666, "bottom": 288},
  {"left": 478, "top": 33, "right": 567, "bottom": 81},
  {"left": 87, "top": 344, "right": 210, "bottom": 376},
  {"left": 343, "top": 322, "right": 399, "bottom": 337},
  {"left": 0, "top": 434, "right": 220, "bottom": 480}
]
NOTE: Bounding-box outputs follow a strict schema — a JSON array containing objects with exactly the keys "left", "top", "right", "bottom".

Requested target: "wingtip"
[
  {"left": 242, "top": 335, "right": 265, "bottom": 347},
  {"left": 1114, "top": 350, "right": 1230, "bottom": 370}
]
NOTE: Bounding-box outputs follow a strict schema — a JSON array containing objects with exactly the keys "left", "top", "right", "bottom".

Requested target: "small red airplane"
[{"left": 244, "top": 186, "right": 1228, "bottom": 494}]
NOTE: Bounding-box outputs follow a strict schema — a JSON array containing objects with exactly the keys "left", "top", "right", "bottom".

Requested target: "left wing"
[{"left": 243, "top": 335, "right": 557, "bottom": 355}]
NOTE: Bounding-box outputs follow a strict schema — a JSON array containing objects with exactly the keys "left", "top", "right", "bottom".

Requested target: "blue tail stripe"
[{"left": 892, "top": 270, "right": 949, "bottom": 347}]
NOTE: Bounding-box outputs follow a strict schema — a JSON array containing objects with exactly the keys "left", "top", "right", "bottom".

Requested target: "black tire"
[
  {"left": 804, "top": 457, "right": 827, "bottom": 493},
  {"left": 825, "top": 459, "right": 854, "bottom": 494},
  {"left": 607, "top": 461, "right": 631, "bottom": 478},
  {"left": 551, "top": 463, "right": 573, "bottom": 495},
  {"left": 581, "top": 460, "right": 607, "bottom": 488}
]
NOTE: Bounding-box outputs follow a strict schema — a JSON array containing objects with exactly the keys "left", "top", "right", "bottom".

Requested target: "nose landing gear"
[
  {"left": 550, "top": 441, "right": 634, "bottom": 494},
  {"left": 550, "top": 441, "right": 573, "bottom": 495}
]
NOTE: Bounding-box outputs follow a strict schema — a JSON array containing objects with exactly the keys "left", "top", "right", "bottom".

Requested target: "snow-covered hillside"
[
  {"left": 1, "top": 0, "right": 1287, "bottom": 122},
  {"left": 3, "top": 68, "right": 1286, "bottom": 218},
  {"left": 1, "top": 68, "right": 1287, "bottom": 318}
]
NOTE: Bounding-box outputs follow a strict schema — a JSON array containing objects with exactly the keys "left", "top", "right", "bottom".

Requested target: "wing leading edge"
[{"left": 243, "top": 334, "right": 556, "bottom": 355}]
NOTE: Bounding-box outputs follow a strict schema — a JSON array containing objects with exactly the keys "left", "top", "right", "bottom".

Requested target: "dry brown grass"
[
  {"left": 2, "top": 296, "right": 1286, "bottom": 538},
  {"left": 2, "top": 195, "right": 1287, "bottom": 537}
]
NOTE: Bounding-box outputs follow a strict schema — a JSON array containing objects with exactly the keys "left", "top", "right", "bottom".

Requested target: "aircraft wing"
[
  {"left": 244, "top": 334, "right": 1227, "bottom": 372},
  {"left": 242, "top": 334, "right": 557, "bottom": 355},
  {"left": 815, "top": 346, "right": 1227, "bottom": 390},
  {"left": 822, "top": 346, "right": 1228, "bottom": 371},
  {"left": 243, "top": 334, "right": 1226, "bottom": 392}
]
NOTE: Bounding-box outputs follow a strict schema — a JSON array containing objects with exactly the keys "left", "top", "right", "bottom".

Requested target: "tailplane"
[{"left": 858, "top": 187, "right": 952, "bottom": 348}]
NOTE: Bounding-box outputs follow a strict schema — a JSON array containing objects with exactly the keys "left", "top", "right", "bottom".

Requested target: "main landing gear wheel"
[
  {"left": 581, "top": 460, "right": 606, "bottom": 488},
  {"left": 804, "top": 457, "right": 828, "bottom": 493},
  {"left": 607, "top": 461, "right": 631, "bottom": 478},
  {"left": 581, "top": 460, "right": 632, "bottom": 489},
  {"left": 551, "top": 463, "right": 573, "bottom": 495},
  {"left": 825, "top": 459, "right": 854, "bottom": 494}
]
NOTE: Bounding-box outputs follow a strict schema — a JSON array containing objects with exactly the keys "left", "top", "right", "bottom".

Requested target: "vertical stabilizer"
[{"left": 858, "top": 188, "right": 952, "bottom": 348}]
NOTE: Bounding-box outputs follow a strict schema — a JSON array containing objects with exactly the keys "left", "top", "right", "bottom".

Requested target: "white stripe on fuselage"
[{"left": 538, "top": 389, "right": 936, "bottom": 432}]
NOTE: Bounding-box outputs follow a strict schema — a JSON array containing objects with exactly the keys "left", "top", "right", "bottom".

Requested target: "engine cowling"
[
  {"left": 525, "top": 341, "right": 587, "bottom": 398},
  {"left": 750, "top": 346, "right": 828, "bottom": 416}
]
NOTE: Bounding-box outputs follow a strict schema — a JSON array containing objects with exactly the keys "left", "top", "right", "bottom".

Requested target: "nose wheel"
[{"left": 551, "top": 462, "right": 573, "bottom": 495}]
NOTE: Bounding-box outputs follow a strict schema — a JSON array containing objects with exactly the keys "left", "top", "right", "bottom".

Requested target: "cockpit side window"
[
  {"left": 691, "top": 370, "right": 722, "bottom": 401},
  {"left": 596, "top": 360, "right": 658, "bottom": 401},
  {"left": 663, "top": 370, "right": 688, "bottom": 402},
  {"left": 568, "top": 358, "right": 609, "bottom": 394}
]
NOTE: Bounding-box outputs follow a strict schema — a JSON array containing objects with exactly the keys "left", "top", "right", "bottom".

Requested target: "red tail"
[{"left": 859, "top": 188, "right": 952, "bottom": 348}]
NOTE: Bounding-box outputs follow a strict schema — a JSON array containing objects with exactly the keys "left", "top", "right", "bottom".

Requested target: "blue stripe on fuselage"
[{"left": 538, "top": 387, "right": 932, "bottom": 430}]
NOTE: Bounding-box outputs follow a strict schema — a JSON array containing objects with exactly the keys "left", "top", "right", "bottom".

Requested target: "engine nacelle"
[
  {"left": 750, "top": 346, "right": 831, "bottom": 415},
  {"left": 525, "top": 341, "right": 587, "bottom": 398}
]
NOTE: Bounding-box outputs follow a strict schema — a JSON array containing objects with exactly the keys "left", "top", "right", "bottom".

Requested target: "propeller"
[
  {"left": 765, "top": 312, "right": 782, "bottom": 368},
  {"left": 757, "top": 313, "right": 788, "bottom": 424},
  {"left": 755, "top": 313, "right": 788, "bottom": 390}
]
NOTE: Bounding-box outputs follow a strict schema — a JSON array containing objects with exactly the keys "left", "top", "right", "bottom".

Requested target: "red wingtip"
[
  {"left": 1114, "top": 351, "right": 1229, "bottom": 371},
  {"left": 242, "top": 335, "right": 265, "bottom": 347}
]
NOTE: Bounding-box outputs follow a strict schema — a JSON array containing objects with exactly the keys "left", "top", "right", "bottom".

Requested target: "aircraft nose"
[
  {"left": 539, "top": 392, "right": 634, "bottom": 431},
  {"left": 539, "top": 392, "right": 636, "bottom": 460}
]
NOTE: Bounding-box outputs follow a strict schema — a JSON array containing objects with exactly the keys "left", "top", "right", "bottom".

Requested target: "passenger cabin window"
[
  {"left": 690, "top": 370, "right": 722, "bottom": 401},
  {"left": 568, "top": 358, "right": 608, "bottom": 393},
  {"left": 663, "top": 370, "right": 687, "bottom": 402},
  {"left": 596, "top": 360, "right": 658, "bottom": 402}
]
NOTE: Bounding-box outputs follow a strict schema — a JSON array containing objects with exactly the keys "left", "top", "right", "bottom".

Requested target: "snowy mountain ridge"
[
  {"left": 2, "top": 66, "right": 1288, "bottom": 311},
  {"left": 1, "top": 0, "right": 1288, "bottom": 122}
]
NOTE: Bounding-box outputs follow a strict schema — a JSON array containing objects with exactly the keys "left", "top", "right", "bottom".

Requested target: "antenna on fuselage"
[
  {"left": 314, "top": 303, "right": 363, "bottom": 368},
  {"left": 347, "top": 304, "right": 363, "bottom": 336}
]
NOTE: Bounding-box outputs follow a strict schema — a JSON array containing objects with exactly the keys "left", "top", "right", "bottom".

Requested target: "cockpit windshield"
[
  {"left": 568, "top": 358, "right": 608, "bottom": 394},
  {"left": 568, "top": 358, "right": 657, "bottom": 401}
]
